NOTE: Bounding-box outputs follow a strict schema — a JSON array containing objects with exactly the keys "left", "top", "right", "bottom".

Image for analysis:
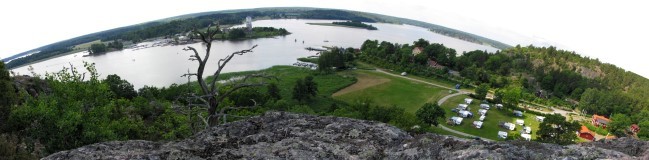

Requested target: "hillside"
[
  {"left": 3, "top": 7, "right": 510, "bottom": 69},
  {"left": 44, "top": 112, "right": 649, "bottom": 159}
]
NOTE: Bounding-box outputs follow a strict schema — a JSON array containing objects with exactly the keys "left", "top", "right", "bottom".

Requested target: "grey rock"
[{"left": 44, "top": 112, "right": 649, "bottom": 160}]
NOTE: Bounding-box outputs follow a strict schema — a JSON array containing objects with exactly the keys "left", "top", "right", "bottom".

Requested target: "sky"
[{"left": 1, "top": 0, "right": 648, "bottom": 78}]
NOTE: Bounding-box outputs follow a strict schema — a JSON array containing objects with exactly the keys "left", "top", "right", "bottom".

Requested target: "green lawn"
[
  {"left": 439, "top": 95, "right": 542, "bottom": 141},
  {"left": 209, "top": 65, "right": 357, "bottom": 112},
  {"left": 333, "top": 70, "right": 447, "bottom": 113}
]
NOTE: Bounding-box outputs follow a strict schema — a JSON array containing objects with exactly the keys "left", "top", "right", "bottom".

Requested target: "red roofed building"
[
  {"left": 630, "top": 124, "right": 640, "bottom": 133},
  {"left": 592, "top": 114, "right": 611, "bottom": 129},
  {"left": 578, "top": 126, "right": 595, "bottom": 141}
]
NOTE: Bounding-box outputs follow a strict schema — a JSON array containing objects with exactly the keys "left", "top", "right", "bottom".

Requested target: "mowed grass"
[
  {"left": 333, "top": 69, "right": 448, "bottom": 114},
  {"left": 439, "top": 95, "right": 542, "bottom": 141},
  {"left": 73, "top": 40, "right": 101, "bottom": 51}
]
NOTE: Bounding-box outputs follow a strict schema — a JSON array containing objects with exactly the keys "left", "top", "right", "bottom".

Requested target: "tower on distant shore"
[{"left": 246, "top": 16, "right": 252, "bottom": 32}]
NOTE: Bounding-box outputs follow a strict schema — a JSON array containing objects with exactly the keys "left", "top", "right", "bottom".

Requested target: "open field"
[
  {"left": 333, "top": 69, "right": 450, "bottom": 114},
  {"left": 332, "top": 71, "right": 390, "bottom": 96},
  {"left": 439, "top": 95, "right": 542, "bottom": 141},
  {"left": 72, "top": 40, "right": 101, "bottom": 51}
]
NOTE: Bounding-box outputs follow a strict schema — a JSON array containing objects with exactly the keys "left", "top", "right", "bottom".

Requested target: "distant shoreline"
[{"left": 306, "top": 22, "right": 376, "bottom": 30}]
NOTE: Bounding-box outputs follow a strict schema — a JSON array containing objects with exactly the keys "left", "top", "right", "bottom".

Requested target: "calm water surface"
[{"left": 12, "top": 19, "right": 498, "bottom": 88}]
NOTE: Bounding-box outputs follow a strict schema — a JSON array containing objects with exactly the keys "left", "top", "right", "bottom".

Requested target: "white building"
[
  {"left": 473, "top": 121, "right": 483, "bottom": 128},
  {"left": 521, "top": 133, "right": 532, "bottom": 141},
  {"left": 245, "top": 16, "right": 252, "bottom": 31},
  {"left": 498, "top": 131, "right": 508, "bottom": 139},
  {"left": 496, "top": 104, "right": 504, "bottom": 109},
  {"left": 464, "top": 98, "right": 473, "bottom": 104},
  {"left": 459, "top": 110, "right": 473, "bottom": 118},
  {"left": 523, "top": 126, "right": 532, "bottom": 134},
  {"left": 458, "top": 104, "right": 468, "bottom": 110},
  {"left": 451, "top": 117, "right": 463, "bottom": 125},
  {"left": 513, "top": 110, "right": 523, "bottom": 117},
  {"left": 516, "top": 119, "right": 525, "bottom": 126},
  {"left": 504, "top": 122, "right": 516, "bottom": 131},
  {"left": 536, "top": 116, "right": 546, "bottom": 122},
  {"left": 480, "top": 104, "right": 490, "bottom": 110},
  {"left": 478, "top": 109, "right": 488, "bottom": 116}
]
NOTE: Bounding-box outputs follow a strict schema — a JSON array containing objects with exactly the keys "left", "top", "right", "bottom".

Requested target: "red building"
[
  {"left": 578, "top": 126, "right": 595, "bottom": 141},
  {"left": 592, "top": 114, "right": 611, "bottom": 129},
  {"left": 630, "top": 124, "right": 640, "bottom": 133}
]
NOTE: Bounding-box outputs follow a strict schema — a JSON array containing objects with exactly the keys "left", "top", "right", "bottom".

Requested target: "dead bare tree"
[{"left": 181, "top": 24, "right": 270, "bottom": 127}]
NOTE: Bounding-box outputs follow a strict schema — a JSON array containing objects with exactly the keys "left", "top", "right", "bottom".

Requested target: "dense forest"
[
  {"left": 358, "top": 39, "right": 649, "bottom": 139},
  {"left": 3, "top": 7, "right": 508, "bottom": 69}
]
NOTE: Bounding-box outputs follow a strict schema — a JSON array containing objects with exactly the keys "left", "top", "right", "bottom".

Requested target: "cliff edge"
[{"left": 45, "top": 112, "right": 649, "bottom": 159}]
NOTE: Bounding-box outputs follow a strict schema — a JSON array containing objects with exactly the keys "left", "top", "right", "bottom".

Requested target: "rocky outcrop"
[{"left": 44, "top": 112, "right": 649, "bottom": 160}]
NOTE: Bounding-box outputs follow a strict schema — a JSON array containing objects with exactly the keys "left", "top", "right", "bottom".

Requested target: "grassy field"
[
  {"left": 211, "top": 65, "right": 357, "bottom": 112},
  {"left": 439, "top": 94, "right": 542, "bottom": 140},
  {"left": 333, "top": 69, "right": 449, "bottom": 114},
  {"left": 72, "top": 40, "right": 101, "bottom": 51}
]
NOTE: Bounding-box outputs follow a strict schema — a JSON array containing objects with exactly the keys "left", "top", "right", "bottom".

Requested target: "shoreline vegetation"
[
  {"left": 5, "top": 8, "right": 510, "bottom": 69},
  {"left": 8, "top": 27, "right": 289, "bottom": 70},
  {"left": 307, "top": 21, "right": 378, "bottom": 30}
]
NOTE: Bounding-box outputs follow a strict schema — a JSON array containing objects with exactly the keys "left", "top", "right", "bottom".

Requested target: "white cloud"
[{"left": 1, "top": 0, "right": 647, "bottom": 77}]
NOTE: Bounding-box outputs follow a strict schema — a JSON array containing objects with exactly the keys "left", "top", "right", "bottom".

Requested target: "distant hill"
[{"left": 3, "top": 7, "right": 510, "bottom": 69}]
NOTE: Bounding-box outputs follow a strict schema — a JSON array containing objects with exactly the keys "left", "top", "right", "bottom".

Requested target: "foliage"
[
  {"left": 0, "top": 62, "right": 18, "bottom": 131},
  {"left": 332, "top": 21, "right": 377, "bottom": 30},
  {"left": 292, "top": 76, "right": 318, "bottom": 102},
  {"left": 415, "top": 103, "right": 446, "bottom": 127},
  {"left": 4, "top": 63, "right": 191, "bottom": 155},
  {"left": 104, "top": 74, "right": 137, "bottom": 99},
  {"left": 317, "top": 47, "right": 355, "bottom": 72},
  {"left": 474, "top": 84, "right": 489, "bottom": 100},
  {"left": 88, "top": 43, "right": 107, "bottom": 54},
  {"left": 266, "top": 83, "right": 281, "bottom": 100},
  {"left": 607, "top": 114, "right": 632, "bottom": 137},
  {"left": 536, "top": 114, "right": 579, "bottom": 145}
]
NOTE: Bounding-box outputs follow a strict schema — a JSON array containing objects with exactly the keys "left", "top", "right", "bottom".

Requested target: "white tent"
[
  {"left": 521, "top": 133, "right": 532, "bottom": 141},
  {"left": 523, "top": 126, "right": 532, "bottom": 134},
  {"left": 480, "top": 104, "right": 490, "bottom": 110},
  {"left": 451, "top": 117, "right": 463, "bottom": 125},
  {"left": 459, "top": 110, "right": 473, "bottom": 118},
  {"left": 401, "top": 72, "right": 407, "bottom": 76},
  {"left": 464, "top": 98, "right": 473, "bottom": 104},
  {"left": 536, "top": 116, "right": 546, "bottom": 122},
  {"left": 473, "top": 121, "right": 483, "bottom": 128},
  {"left": 478, "top": 109, "right": 487, "bottom": 115},
  {"left": 496, "top": 104, "right": 504, "bottom": 109},
  {"left": 479, "top": 115, "right": 486, "bottom": 121},
  {"left": 516, "top": 119, "right": 525, "bottom": 126},
  {"left": 498, "top": 131, "right": 508, "bottom": 139},
  {"left": 504, "top": 122, "right": 516, "bottom": 131}
]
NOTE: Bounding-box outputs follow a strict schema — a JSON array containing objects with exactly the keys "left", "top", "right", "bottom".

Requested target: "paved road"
[{"left": 373, "top": 69, "right": 494, "bottom": 141}]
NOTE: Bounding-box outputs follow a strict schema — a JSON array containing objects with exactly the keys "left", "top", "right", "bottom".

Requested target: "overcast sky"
[{"left": 1, "top": 0, "right": 648, "bottom": 78}]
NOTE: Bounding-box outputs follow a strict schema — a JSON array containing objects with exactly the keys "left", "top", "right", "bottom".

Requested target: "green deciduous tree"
[
  {"left": 536, "top": 114, "right": 579, "bottom": 145},
  {"left": 104, "top": 74, "right": 137, "bottom": 99},
  {"left": 415, "top": 103, "right": 446, "bottom": 127},
  {"left": 474, "top": 84, "right": 489, "bottom": 100},
  {"left": 266, "top": 83, "right": 281, "bottom": 100}
]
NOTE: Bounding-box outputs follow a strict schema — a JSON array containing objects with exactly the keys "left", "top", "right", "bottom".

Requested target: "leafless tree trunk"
[{"left": 181, "top": 24, "right": 269, "bottom": 127}]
